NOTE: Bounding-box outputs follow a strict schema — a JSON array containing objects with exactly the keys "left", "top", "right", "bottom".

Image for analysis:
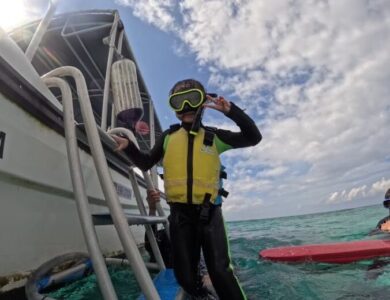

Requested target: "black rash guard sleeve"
[
  {"left": 124, "top": 129, "right": 170, "bottom": 171},
  {"left": 215, "top": 102, "right": 262, "bottom": 149}
]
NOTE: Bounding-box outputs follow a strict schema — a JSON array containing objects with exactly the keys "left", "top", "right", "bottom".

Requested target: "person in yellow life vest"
[{"left": 113, "top": 79, "right": 261, "bottom": 300}]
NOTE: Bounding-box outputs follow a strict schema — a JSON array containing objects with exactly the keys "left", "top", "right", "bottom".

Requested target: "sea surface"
[{"left": 48, "top": 204, "right": 390, "bottom": 300}]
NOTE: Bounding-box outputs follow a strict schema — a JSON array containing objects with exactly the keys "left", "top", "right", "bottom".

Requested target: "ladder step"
[
  {"left": 138, "top": 269, "right": 183, "bottom": 300},
  {"left": 92, "top": 213, "right": 167, "bottom": 226}
]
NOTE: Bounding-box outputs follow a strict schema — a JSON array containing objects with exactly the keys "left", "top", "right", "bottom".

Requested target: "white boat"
[{"left": 0, "top": 6, "right": 168, "bottom": 293}]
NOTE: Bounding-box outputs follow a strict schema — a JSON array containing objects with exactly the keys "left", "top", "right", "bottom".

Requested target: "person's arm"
[
  {"left": 112, "top": 129, "right": 169, "bottom": 171},
  {"left": 214, "top": 102, "right": 262, "bottom": 152},
  {"left": 144, "top": 189, "right": 160, "bottom": 261}
]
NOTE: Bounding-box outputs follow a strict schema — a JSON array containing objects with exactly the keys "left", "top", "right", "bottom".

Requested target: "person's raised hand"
[{"left": 203, "top": 95, "right": 231, "bottom": 114}]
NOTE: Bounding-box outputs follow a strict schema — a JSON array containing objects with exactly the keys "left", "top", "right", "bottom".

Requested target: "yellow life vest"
[{"left": 163, "top": 127, "right": 221, "bottom": 204}]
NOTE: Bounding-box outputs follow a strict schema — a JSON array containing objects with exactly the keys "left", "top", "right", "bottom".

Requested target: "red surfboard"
[{"left": 259, "top": 239, "right": 390, "bottom": 263}]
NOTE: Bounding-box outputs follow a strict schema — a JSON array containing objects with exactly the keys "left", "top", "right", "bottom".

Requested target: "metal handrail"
[
  {"left": 43, "top": 66, "right": 160, "bottom": 300},
  {"left": 42, "top": 76, "right": 117, "bottom": 300},
  {"left": 26, "top": 0, "right": 57, "bottom": 61},
  {"left": 148, "top": 101, "right": 159, "bottom": 188},
  {"left": 101, "top": 11, "right": 120, "bottom": 130},
  {"left": 61, "top": 20, "right": 104, "bottom": 91}
]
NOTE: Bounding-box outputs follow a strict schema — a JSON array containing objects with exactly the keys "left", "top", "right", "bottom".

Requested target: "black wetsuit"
[{"left": 126, "top": 103, "right": 261, "bottom": 300}]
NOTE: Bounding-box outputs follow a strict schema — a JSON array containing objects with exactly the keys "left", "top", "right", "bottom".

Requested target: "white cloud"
[
  {"left": 327, "top": 177, "right": 390, "bottom": 204},
  {"left": 223, "top": 195, "right": 265, "bottom": 221},
  {"left": 370, "top": 177, "right": 390, "bottom": 195},
  {"left": 347, "top": 186, "right": 367, "bottom": 201},
  {"left": 328, "top": 192, "right": 339, "bottom": 204},
  {"left": 260, "top": 166, "right": 288, "bottom": 177},
  {"left": 115, "top": 0, "right": 177, "bottom": 31},
  {"left": 117, "top": 0, "right": 390, "bottom": 219}
]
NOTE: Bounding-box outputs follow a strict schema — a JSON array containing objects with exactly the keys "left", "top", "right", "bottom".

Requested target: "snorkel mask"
[
  {"left": 169, "top": 79, "right": 217, "bottom": 135},
  {"left": 169, "top": 88, "right": 206, "bottom": 114},
  {"left": 169, "top": 88, "right": 205, "bottom": 135}
]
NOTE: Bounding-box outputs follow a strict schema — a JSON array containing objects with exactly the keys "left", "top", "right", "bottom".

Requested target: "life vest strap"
[
  {"left": 169, "top": 123, "right": 181, "bottom": 134},
  {"left": 203, "top": 130, "right": 215, "bottom": 146},
  {"left": 218, "top": 188, "right": 229, "bottom": 198},
  {"left": 220, "top": 170, "right": 227, "bottom": 179}
]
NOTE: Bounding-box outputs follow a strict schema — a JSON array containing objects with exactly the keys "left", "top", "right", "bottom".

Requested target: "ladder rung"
[
  {"left": 92, "top": 213, "right": 167, "bottom": 226},
  {"left": 145, "top": 262, "right": 160, "bottom": 271}
]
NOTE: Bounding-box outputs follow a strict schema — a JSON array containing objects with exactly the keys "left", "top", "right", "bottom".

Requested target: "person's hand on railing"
[
  {"left": 112, "top": 135, "right": 129, "bottom": 152},
  {"left": 146, "top": 189, "right": 160, "bottom": 216}
]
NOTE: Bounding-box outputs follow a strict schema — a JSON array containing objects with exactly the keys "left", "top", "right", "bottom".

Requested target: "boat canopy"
[{"left": 8, "top": 10, "right": 163, "bottom": 152}]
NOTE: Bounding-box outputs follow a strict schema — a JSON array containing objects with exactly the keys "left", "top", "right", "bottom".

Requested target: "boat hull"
[{"left": 0, "top": 92, "right": 146, "bottom": 277}]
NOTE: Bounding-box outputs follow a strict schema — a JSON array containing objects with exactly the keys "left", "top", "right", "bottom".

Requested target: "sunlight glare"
[{"left": 0, "top": 0, "right": 29, "bottom": 31}]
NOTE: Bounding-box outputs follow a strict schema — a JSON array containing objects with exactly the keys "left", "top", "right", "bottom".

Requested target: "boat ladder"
[{"left": 42, "top": 67, "right": 183, "bottom": 300}]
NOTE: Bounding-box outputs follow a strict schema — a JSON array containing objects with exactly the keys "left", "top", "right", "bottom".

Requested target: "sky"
[{"left": 1, "top": 0, "right": 390, "bottom": 221}]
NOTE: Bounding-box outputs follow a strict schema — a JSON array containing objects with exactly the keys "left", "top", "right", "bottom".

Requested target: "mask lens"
[{"left": 169, "top": 89, "right": 204, "bottom": 111}]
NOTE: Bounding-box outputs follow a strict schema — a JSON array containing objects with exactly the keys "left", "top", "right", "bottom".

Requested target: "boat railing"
[
  {"left": 14, "top": 3, "right": 174, "bottom": 298},
  {"left": 60, "top": 14, "right": 111, "bottom": 93},
  {"left": 14, "top": 2, "right": 160, "bottom": 155},
  {"left": 101, "top": 12, "right": 119, "bottom": 131},
  {"left": 25, "top": 0, "right": 57, "bottom": 61},
  {"left": 42, "top": 75, "right": 118, "bottom": 300},
  {"left": 42, "top": 66, "right": 165, "bottom": 299},
  {"left": 24, "top": 1, "right": 123, "bottom": 131}
]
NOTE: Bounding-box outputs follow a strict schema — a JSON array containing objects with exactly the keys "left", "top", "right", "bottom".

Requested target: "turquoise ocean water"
[{"left": 49, "top": 204, "right": 390, "bottom": 299}]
